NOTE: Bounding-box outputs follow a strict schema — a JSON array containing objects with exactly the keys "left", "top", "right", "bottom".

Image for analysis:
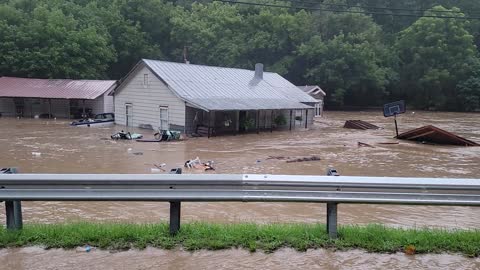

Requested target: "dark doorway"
[{"left": 239, "top": 111, "right": 247, "bottom": 132}]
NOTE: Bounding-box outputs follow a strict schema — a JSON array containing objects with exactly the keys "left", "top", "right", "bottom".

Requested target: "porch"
[{"left": 185, "top": 106, "right": 314, "bottom": 137}]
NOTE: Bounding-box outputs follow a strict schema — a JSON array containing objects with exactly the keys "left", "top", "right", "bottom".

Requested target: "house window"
[
  {"left": 159, "top": 106, "right": 169, "bottom": 131},
  {"left": 295, "top": 110, "right": 303, "bottom": 121},
  {"left": 143, "top": 74, "right": 149, "bottom": 87}
]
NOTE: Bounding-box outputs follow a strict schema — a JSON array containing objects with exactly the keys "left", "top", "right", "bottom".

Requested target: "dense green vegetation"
[
  {"left": 1, "top": 222, "right": 480, "bottom": 257},
  {"left": 1, "top": 0, "right": 480, "bottom": 111}
]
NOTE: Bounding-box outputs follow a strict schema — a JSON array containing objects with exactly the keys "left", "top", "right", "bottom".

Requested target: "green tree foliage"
[
  {"left": 395, "top": 6, "right": 479, "bottom": 110},
  {"left": 299, "top": 12, "right": 396, "bottom": 106},
  {"left": 0, "top": 0, "right": 480, "bottom": 111},
  {"left": 170, "top": 2, "right": 246, "bottom": 66},
  {"left": 0, "top": 4, "right": 115, "bottom": 79}
]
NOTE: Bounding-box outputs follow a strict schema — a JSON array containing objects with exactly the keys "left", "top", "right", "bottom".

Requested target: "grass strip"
[{"left": 1, "top": 223, "right": 479, "bottom": 257}]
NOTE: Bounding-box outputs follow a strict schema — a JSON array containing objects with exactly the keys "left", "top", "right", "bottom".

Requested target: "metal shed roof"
[
  {"left": 0, "top": 77, "right": 117, "bottom": 100},
  {"left": 298, "top": 85, "right": 326, "bottom": 96},
  {"left": 141, "top": 59, "right": 318, "bottom": 111}
]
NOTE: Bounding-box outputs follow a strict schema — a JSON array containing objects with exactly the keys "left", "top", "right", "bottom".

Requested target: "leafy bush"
[{"left": 274, "top": 115, "right": 287, "bottom": 126}]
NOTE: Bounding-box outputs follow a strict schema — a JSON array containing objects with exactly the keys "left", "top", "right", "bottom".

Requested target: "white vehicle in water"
[{"left": 70, "top": 113, "right": 115, "bottom": 127}]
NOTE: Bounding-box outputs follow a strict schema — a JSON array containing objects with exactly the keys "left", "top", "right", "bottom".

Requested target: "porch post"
[
  {"left": 264, "top": 110, "right": 267, "bottom": 129},
  {"left": 48, "top": 99, "right": 52, "bottom": 119},
  {"left": 235, "top": 111, "right": 239, "bottom": 135},
  {"left": 256, "top": 110, "right": 259, "bottom": 134},
  {"left": 270, "top": 110, "right": 274, "bottom": 133},
  {"left": 207, "top": 111, "right": 212, "bottom": 138},
  {"left": 305, "top": 109, "right": 308, "bottom": 129},
  {"left": 289, "top": 110, "right": 293, "bottom": 131},
  {"left": 82, "top": 99, "right": 86, "bottom": 118}
]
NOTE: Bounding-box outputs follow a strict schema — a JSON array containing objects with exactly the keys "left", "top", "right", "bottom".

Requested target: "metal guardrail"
[{"left": 2, "top": 173, "right": 480, "bottom": 238}]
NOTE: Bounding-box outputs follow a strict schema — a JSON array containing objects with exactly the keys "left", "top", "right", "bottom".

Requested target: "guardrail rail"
[{"left": 1, "top": 172, "right": 480, "bottom": 238}]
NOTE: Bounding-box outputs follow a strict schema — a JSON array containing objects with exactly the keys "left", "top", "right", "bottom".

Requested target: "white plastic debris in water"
[
  {"left": 127, "top": 148, "right": 133, "bottom": 152},
  {"left": 32, "top": 152, "right": 41, "bottom": 157},
  {"left": 75, "top": 245, "right": 95, "bottom": 253}
]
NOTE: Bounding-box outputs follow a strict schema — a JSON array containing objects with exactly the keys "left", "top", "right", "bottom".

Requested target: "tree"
[
  {"left": 241, "top": 9, "right": 315, "bottom": 77},
  {"left": 395, "top": 6, "right": 479, "bottom": 110},
  {"left": 0, "top": 5, "right": 115, "bottom": 79},
  {"left": 170, "top": 2, "right": 246, "bottom": 66},
  {"left": 299, "top": 12, "right": 395, "bottom": 106},
  {"left": 456, "top": 60, "right": 480, "bottom": 111}
]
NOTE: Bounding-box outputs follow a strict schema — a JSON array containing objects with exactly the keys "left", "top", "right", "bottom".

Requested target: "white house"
[
  {"left": 112, "top": 59, "right": 319, "bottom": 136},
  {"left": 297, "top": 85, "right": 326, "bottom": 117},
  {"left": 0, "top": 77, "right": 116, "bottom": 118}
]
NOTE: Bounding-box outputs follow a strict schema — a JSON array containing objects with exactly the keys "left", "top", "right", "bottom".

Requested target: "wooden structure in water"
[
  {"left": 396, "top": 125, "right": 479, "bottom": 146},
  {"left": 344, "top": 120, "right": 380, "bottom": 130}
]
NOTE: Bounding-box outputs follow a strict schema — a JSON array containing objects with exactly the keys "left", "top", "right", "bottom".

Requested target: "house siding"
[
  {"left": 103, "top": 93, "right": 114, "bottom": 113},
  {"left": 114, "top": 66, "right": 186, "bottom": 131}
]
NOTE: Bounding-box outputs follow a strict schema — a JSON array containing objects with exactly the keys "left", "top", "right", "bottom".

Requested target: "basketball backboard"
[{"left": 383, "top": 100, "right": 406, "bottom": 117}]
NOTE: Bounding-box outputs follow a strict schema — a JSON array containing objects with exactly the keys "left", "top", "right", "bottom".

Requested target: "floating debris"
[
  {"left": 358, "top": 142, "right": 375, "bottom": 148},
  {"left": 404, "top": 245, "right": 416, "bottom": 255},
  {"left": 111, "top": 131, "right": 143, "bottom": 140},
  {"left": 184, "top": 157, "right": 215, "bottom": 171},
  {"left": 326, "top": 168, "right": 340, "bottom": 176},
  {"left": 266, "top": 156, "right": 289, "bottom": 160},
  {"left": 286, "top": 156, "right": 321, "bottom": 163},
  {"left": 170, "top": 168, "right": 183, "bottom": 174},
  {"left": 396, "top": 125, "right": 479, "bottom": 146},
  {"left": 267, "top": 155, "right": 321, "bottom": 163},
  {"left": 344, "top": 120, "right": 380, "bottom": 130}
]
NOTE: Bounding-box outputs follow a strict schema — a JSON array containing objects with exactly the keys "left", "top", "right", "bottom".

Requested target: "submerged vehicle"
[{"left": 70, "top": 113, "right": 115, "bottom": 127}]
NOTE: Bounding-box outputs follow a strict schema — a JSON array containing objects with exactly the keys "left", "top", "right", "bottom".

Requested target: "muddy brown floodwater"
[{"left": 1, "top": 111, "right": 480, "bottom": 269}]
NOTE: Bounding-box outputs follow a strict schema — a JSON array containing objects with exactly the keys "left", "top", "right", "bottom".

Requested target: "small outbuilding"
[
  {"left": 0, "top": 77, "right": 116, "bottom": 118},
  {"left": 112, "top": 59, "right": 318, "bottom": 136},
  {"left": 297, "top": 85, "right": 326, "bottom": 117}
]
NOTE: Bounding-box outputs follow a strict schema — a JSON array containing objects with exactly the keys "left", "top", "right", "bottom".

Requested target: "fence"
[{"left": 1, "top": 172, "right": 480, "bottom": 238}]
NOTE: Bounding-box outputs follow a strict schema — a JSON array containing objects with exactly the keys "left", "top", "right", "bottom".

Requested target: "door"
[
  {"left": 315, "top": 103, "right": 320, "bottom": 117},
  {"left": 30, "top": 99, "right": 42, "bottom": 118},
  {"left": 159, "top": 106, "right": 169, "bottom": 131},
  {"left": 125, "top": 103, "right": 133, "bottom": 126}
]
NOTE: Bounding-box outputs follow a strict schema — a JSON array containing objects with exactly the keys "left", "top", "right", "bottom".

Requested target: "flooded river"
[{"left": 1, "top": 111, "right": 479, "bottom": 269}]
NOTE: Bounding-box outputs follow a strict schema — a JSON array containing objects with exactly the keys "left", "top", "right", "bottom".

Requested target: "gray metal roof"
[
  {"left": 297, "top": 85, "right": 326, "bottom": 96},
  {"left": 143, "top": 59, "right": 318, "bottom": 111}
]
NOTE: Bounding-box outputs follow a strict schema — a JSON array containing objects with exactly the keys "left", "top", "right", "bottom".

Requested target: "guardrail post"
[
  {"left": 5, "top": 201, "right": 15, "bottom": 229},
  {"left": 2, "top": 167, "right": 22, "bottom": 230},
  {"left": 169, "top": 201, "right": 181, "bottom": 235},
  {"left": 326, "top": 167, "right": 339, "bottom": 239},
  {"left": 13, "top": 201, "right": 23, "bottom": 229},
  {"left": 169, "top": 168, "right": 182, "bottom": 235},
  {"left": 326, "top": 202, "right": 338, "bottom": 239}
]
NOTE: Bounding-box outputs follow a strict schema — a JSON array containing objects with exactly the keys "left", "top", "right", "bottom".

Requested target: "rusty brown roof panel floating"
[
  {"left": 344, "top": 120, "right": 380, "bottom": 130},
  {"left": 396, "top": 125, "right": 479, "bottom": 146}
]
